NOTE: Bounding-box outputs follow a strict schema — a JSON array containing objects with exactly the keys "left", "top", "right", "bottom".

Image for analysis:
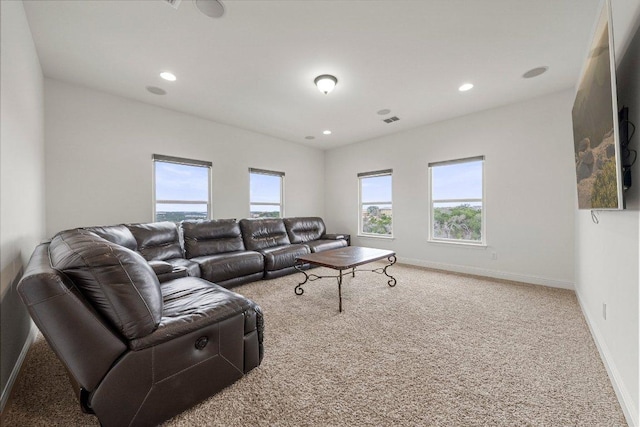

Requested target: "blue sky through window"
[
  {"left": 157, "top": 203, "right": 207, "bottom": 213},
  {"left": 432, "top": 161, "right": 482, "bottom": 200},
  {"left": 361, "top": 175, "right": 392, "bottom": 203},
  {"left": 250, "top": 204, "right": 280, "bottom": 212},
  {"left": 250, "top": 173, "right": 281, "bottom": 203},
  {"left": 155, "top": 162, "right": 209, "bottom": 201}
]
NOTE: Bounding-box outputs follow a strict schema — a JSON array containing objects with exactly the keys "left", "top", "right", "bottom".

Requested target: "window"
[
  {"left": 429, "top": 156, "right": 484, "bottom": 244},
  {"left": 249, "top": 168, "right": 284, "bottom": 218},
  {"left": 153, "top": 154, "right": 212, "bottom": 222},
  {"left": 358, "top": 169, "right": 393, "bottom": 237}
]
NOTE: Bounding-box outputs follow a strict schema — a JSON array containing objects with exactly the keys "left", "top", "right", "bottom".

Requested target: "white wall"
[
  {"left": 325, "top": 90, "right": 576, "bottom": 288},
  {"left": 574, "top": 6, "right": 640, "bottom": 424},
  {"left": 0, "top": 0, "right": 45, "bottom": 410},
  {"left": 44, "top": 79, "right": 325, "bottom": 236}
]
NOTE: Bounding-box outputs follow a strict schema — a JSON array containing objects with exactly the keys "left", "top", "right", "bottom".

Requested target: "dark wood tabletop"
[{"left": 296, "top": 246, "right": 396, "bottom": 270}]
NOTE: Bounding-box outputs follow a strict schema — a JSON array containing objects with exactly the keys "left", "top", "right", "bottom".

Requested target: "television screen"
[{"left": 571, "top": 0, "right": 624, "bottom": 210}]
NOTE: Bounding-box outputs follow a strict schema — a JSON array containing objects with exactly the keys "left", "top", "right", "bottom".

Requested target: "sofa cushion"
[
  {"left": 260, "top": 244, "right": 310, "bottom": 271},
  {"left": 84, "top": 224, "right": 138, "bottom": 251},
  {"left": 239, "top": 218, "right": 290, "bottom": 251},
  {"left": 283, "top": 217, "right": 326, "bottom": 243},
  {"left": 129, "top": 277, "right": 256, "bottom": 350},
  {"left": 305, "top": 239, "right": 348, "bottom": 253},
  {"left": 182, "top": 219, "right": 245, "bottom": 258},
  {"left": 49, "top": 229, "right": 162, "bottom": 340},
  {"left": 192, "top": 251, "right": 264, "bottom": 283},
  {"left": 127, "top": 222, "right": 183, "bottom": 261}
]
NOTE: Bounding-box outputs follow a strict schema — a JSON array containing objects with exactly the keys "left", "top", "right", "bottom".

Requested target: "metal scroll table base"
[{"left": 294, "top": 255, "right": 397, "bottom": 312}]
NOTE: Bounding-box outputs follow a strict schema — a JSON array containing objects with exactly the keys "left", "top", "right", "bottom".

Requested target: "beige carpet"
[{"left": 3, "top": 263, "right": 627, "bottom": 426}]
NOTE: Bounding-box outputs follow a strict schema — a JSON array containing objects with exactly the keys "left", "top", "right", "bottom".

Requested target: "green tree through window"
[
  {"left": 429, "top": 157, "right": 484, "bottom": 244},
  {"left": 358, "top": 170, "right": 393, "bottom": 236}
]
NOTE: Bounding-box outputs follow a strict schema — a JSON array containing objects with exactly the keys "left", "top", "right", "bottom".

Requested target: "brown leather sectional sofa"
[
  {"left": 17, "top": 217, "right": 346, "bottom": 426},
  {"left": 88, "top": 216, "right": 347, "bottom": 285}
]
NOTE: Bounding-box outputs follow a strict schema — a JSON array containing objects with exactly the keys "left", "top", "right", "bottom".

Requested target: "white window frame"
[
  {"left": 428, "top": 156, "right": 485, "bottom": 246},
  {"left": 152, "top": 154, "right": 212, "bottom": 222},
  {"left": 249, "top": 168, "right": 285, "bottom": 218},
  {"left": 358, "top": 169, "right": 393, "bottom": 238}
]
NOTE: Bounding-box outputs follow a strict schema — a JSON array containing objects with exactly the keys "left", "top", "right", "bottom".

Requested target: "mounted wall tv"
[{"left": 571, "top": 0, "right": 625, "bottom": 210}]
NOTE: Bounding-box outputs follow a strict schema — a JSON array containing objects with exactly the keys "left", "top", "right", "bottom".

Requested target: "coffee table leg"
[
  {"left": 384, "top": 255, "right": 397, "bottom": 287},
  {"left": 338, "top": 269, "right": 343, "bottom": 312},
  {"left": 294, "top": 263, "right": 308, "bottom": 295}
]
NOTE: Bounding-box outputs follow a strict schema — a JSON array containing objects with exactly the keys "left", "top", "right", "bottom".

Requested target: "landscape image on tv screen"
[{"left": 571, "top": 1, "right": 623, "bottom": 210}]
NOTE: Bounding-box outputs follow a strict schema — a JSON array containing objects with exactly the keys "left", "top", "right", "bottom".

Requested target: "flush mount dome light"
[
  {"left": 323, "top": 130, "right": 332, "bottom": 135},
  {"left": 160, "top": 71, "right": 176, "bottom": 81},
  {"left": 314, "top": 75, "right": 338, "bottom": 94},
  {"left": 458, "top": 83, "right": 474, "bottom": 92},
  {"left": 195, "top": 0, "right": 225, "bottom": 18}
]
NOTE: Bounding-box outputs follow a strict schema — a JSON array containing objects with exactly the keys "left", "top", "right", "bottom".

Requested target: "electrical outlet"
[
  {"left": 603, "top": 303, "right": 607, "bottom": 320},
  {"left": 491, "top": 252, "right": 497, "bottom": 260}
]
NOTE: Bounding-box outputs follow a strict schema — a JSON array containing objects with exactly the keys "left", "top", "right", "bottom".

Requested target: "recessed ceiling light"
[
  {"left": 458, "top": 83, "right": 474, "bottom": 92},
  {"left": 323, "top": 130, "right": 332, "bottom": 135},
  {"left": 160, "top": 72, "right": 177, "bottom": 82},
  {"left": 522, "top": 66, "right": 549, "bottom": 79},
  {"left": 146, "top": 86, "right": 167, "bottom": 95},
  {"left": 305, "top": 136, "right": 315, "bottom": 140},
  {"left": 377, "top": 109, "right": 391, "bottom": 115}
]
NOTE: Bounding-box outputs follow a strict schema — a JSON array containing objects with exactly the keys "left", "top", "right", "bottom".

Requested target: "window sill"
[
  {"left": 427, "top": 239, "right": 487, "bottom": 248},
  {"left": 357, "top": 234, "right": 395, "bottom": 240}
]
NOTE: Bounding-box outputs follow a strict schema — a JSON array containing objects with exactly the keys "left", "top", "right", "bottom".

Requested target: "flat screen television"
[{"left": 571, "top": 0, "right": 625, "bottom": 210}]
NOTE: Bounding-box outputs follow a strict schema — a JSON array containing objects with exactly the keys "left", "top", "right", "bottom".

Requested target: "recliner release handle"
[{"left": 195, "top": 336, "right": 208, "bottom": 350}]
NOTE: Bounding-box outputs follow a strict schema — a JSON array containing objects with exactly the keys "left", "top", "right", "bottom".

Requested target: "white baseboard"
[
  {"left": 397, "top": 257, "right": 575, "bottom": 290},
  {"left": 0, "top": 322, "right": 37, "bottom": 413},
  {"left": 576, "top": 292, "right": 638, "bottom": 427}
]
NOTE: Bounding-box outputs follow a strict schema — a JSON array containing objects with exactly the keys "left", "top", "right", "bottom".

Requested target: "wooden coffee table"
[{"left": 294, "top": 246, "right": 397, "bottom": 312}]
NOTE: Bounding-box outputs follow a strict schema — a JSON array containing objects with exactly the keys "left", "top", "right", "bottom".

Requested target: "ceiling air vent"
[
  {"left": 164, "top": 0, "right": 182, "bottom": 9},
  {"left": 383, "top": 116, "right": 400, "bottom": 123}
]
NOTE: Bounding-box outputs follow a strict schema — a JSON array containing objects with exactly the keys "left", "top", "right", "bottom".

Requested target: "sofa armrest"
[
  {"left": 322, "top": 233, "right": 350, "bottom": 246},
  {"left": 322, "top": 234, "right": 345, "bottom": 240},
  {"left": 156, "top": 267, "right": 188, "bottom": 283},
  {"left": 148, "top": 260, "right": 174, "bottom": 275}
]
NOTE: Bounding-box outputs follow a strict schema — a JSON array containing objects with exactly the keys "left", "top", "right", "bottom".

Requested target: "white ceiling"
[{"left": 23, "top": 0, "right": 609, "bottom": 149}]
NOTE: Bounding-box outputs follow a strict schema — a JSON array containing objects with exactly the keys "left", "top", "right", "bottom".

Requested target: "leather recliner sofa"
[
  {"left": 87, "top": 216, "right": 347, "bottom": 286},
  {"left": 86, "top": 222, "right": 201, "bottom": 282},
  {"left": 182, "top": 218, "right": 265, "bottom": 287},
  {"left": 17, "top": 216, "right": 344, "bottom": 425},
  {"left": 18, "top": 228, "right": 264, "bottom": 427},
  {"left": 239, "top": 217, "right": 347, "bottom": 278}
]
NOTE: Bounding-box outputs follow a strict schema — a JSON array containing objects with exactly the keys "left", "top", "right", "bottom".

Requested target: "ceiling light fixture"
[
  {"left": 323, "top": 130, "right": 332, "bottom": 135},
  {"left": 458, "top": 83, "right": 474, "bottom": 92},
  {"left": 314, "top": 75, "right": 338, "bottom": 95},
  {"left": 160, "top": 72, "right": 177, "bottom": 81}
]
